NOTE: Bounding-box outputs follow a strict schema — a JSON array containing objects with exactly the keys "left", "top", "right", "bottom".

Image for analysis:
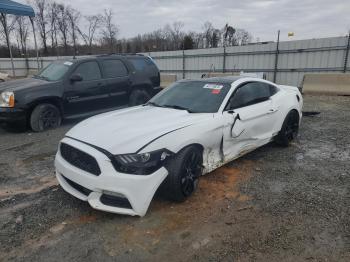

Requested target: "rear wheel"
[
  {"left": 129, "top": 89, "right": 151, "bottom": 106},
  {"left": 30, "top": 103, "right": 62, "bottom": 132},
  {"left": 275, "top": 110, "right": 299, "bottom": 147},
  {"left": 160, "top": 146, "right": 203, "bottom": 202}
]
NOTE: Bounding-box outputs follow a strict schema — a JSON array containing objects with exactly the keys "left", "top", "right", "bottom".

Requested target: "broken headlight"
[{"left": 112, "top": 149, "right": 173, "bottom": 175}]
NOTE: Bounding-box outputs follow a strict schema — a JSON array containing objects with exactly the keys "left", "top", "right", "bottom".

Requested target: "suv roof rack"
[{"left": 96, "top": 53, "right": 145, "bottom": 57}]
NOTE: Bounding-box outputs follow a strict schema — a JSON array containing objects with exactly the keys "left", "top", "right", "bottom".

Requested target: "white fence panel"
[{"left": 1, "top": 36, "right": 349, "bottom": 87}]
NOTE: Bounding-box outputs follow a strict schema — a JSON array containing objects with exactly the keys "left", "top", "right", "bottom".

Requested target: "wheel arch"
[
  {"left": 178, "top": 143, "right": 205, "bottom": 155},
  {"left": 26, "top": 97, "right": 63, "bottom": 120},
  {"left": 130, "top": 83, "right": 154, "bottom": 95},
  {"left": 278, "top": 107, "right": 300, "bottom": 132}
]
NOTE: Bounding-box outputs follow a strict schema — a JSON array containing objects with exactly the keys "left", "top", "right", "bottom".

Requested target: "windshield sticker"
[
  {"left": 64, "top": 61, "right": 73, "bottom": 66},
  {"left": 203, "top": 84, "right": 223, "bottom": 90}
]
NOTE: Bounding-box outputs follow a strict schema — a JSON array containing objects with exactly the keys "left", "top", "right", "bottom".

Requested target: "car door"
[
  {"left": 63, "top": 61, "right": 108, "bottom": 116},
  {"left": 222, "top": 81, "right": 278, "bottom": 161},
  {"left": 100, "top": 59, "right": 131, "bottom": 108}
]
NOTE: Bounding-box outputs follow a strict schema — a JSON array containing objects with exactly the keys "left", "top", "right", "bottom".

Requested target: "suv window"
[
  {"left": 129, "top": 57, "right": 154, "bottom": 71},
  {"left": 73, "top": 61, "right": 101, "bottom": 81},
  {"left": 101, "top": 59, "right": 128, "bottom": 78},
  {"left": 228, "top": 82, "right": 271, "bottom": 109}
]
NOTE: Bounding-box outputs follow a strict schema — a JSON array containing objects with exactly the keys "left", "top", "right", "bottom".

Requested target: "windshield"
[
  {"left": 35, "top": 61, "right": 72, "bottom": 81},
  {"left": 149, "top": 81, "right": 231, "bottom": 113}
]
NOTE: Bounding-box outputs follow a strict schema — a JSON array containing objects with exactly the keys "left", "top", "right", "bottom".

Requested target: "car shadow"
[{"left": 0, "top": 117, "right": 87, "bottom": 134}]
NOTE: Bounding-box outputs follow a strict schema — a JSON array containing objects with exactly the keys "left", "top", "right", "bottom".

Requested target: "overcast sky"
[{"left": 20, "top": 0, "right": 350, "bottom": 41}]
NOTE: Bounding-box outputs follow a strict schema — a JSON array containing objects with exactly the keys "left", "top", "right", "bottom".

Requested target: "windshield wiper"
[
  {"left": 162, "top": 104, "right": 194, "bottom": 113},
  {"left": 145, "top": 101, "right": 163, "bottom": 107},
  {"left": 33, "top": 75, "right": 49, "bottom": 81}
]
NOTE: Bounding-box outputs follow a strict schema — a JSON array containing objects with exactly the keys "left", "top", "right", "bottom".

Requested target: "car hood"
[
  {"left": 66, "top": 106, "right": 212, "bottom": 154},
  {"left": 0, "top": 77, "right": 49, "bottom": 92}
]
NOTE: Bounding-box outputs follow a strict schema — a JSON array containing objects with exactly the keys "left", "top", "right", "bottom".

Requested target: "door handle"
[{"left": 268, "top": 108, "right": 278, "bottom": 114}]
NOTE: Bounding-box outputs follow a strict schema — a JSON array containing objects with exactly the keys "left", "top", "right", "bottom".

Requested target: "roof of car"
[
  {"left": 179, "top": 76, "right": 246, "bottom": 84},
  {"left": 55, "top": 54, "right": 147, "bottom": 64}
]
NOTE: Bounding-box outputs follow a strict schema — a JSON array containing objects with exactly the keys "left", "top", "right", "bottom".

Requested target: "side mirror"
[
  {"left": 227, "top": 110, "right": 241, "bottom": 120},
  {"left": 70, "top": 74, "right": 82, "bottom": 82}
]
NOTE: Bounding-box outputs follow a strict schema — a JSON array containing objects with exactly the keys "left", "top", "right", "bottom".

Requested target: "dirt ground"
[{"left": 0, "top": 95, "right": 349, "bottom": 262}]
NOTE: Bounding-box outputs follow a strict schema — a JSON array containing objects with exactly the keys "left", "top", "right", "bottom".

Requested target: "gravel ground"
[{"left": 0, "top": 95, "right": 349, "bottom": 262}]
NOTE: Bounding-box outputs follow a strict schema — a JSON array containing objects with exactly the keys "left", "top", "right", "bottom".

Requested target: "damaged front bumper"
[{"left": 55, "top": 137, "right": 168, "bottom": 216}]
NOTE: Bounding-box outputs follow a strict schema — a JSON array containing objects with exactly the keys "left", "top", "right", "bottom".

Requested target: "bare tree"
[
  {"left": 0, "top": 14, "right": 16, "bottom": 52},
  {"left": 78, "top": 14, "right": 102, "bottom": 54},
  {"left": 66, "top": 6, "right": 81, "bottom": 57},
  {"left": 48, "top": 1, "right": 59, "bottom": 55},
  {"left": 0, "top": 14, "right": 16, "bottom": 74},
  {"left": 56, "top": 3, "right": 69, "bottom": 55},
  {"left": 171, "top": 21, "right": 184, "bottom": 49},
  {"left": 101, "top": 9, "right": 119, "bottom": 52},
  {"left": 33, "top": 0, "right": 49, "bottom": 55},
  {"left": 15, "top": 16, "right": 29, "bottom": 55},
  {"left": 234, "top": 29, "right": 252, "bottom": 45},
  {"left": 223, "top": 24, "right": 235, "bottom": 47},
  {"left": 202, "top": 21, "right": 214, "bottom": 48}
]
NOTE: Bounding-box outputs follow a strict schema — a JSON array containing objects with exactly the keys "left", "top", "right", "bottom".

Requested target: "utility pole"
[{"left": 273, "top": 30, "right": 280, "bottom": 83}]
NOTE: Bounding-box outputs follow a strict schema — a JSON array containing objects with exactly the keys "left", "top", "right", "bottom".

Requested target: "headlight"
[
  {"left": 0, "top": 91, "right": 15, "bottom": 107},
  {"left": 112, "top": 149, "right": 173, "bottom": 175}
]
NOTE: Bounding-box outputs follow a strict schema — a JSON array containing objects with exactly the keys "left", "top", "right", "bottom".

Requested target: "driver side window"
[{"left": 227, "top": 82, "right": 271, "bottom": 110}]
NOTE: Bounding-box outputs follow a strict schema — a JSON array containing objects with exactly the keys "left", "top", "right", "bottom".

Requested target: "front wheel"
[
  {"left": 30, "top": 103, "right": 62, "bottom": 132},
  {"left": 275, "top": 110, "right": 299, "bottom": 147},
  {"left": 160, "top": 146, "right": 203, "bottom": 202}
]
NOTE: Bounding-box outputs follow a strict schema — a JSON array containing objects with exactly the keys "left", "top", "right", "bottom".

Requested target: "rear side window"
[
  {"left": 228, "top": 82, "right": 271, "bottom": 109},
  {"left": 73, "top": 61, "right": 101, "bottom": 81},
  {"left": 129, "top": 57, "right": 154, "bottom": 71},
  {"left": 101, "top": 59, "right": 128, "bottom": 78}
]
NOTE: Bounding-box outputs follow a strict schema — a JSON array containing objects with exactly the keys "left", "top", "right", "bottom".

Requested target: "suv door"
[
  {"left": 63, "top": 61, "right": 108, "bottom": 116},
  {"left": 222, "top": 81, "right": 278, "bottom": 160},
  {"left": 100, "top": 59, "right": 131, "bottom": 108}
]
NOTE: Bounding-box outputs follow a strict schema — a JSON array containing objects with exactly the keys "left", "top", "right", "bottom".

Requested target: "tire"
[
  {"left": 30, "top": 103, "right": 62, "bottom": 132},
  {"left": 129, "top": 89, "right": 151, "bottom": 106},
  {"left": 160, "top": 146, "right": 203, "bottom": 202},
  {"left": 275, "top": 110, "right": 299, "bottom": 147}
]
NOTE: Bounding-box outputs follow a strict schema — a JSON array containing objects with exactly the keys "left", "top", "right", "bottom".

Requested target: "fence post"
[
  {"left": 273, "top": 30, "right": 280, "bottom": 83},
  {"left": 25, "top": 57, "right": 29, "bottom": 76},
  {"left": 343, "top": 32, "right": 350, "bottom": 73},
  {"left": 182, "top": 49, "right": 185, "bottom": 79},
  {"left": 223, "top": 46, "right": 226, "bottom": 73}
]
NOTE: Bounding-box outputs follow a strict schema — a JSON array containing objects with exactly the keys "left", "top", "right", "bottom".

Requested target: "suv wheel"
[
  {"left": 30, "top": 103, "right": 62, "bottom": 132},
  {"left": 129, "top": 89, "right": 151, "bottom": 106}
]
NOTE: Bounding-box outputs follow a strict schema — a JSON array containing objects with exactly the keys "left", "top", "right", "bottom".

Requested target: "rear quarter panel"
[{"left": 274, "top": 85, "right": 303, "bottom": 133}]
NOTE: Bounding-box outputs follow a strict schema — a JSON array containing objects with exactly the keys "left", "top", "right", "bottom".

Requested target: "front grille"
[
  {"left": 62, "top": 175, "right": 92, "bottom": 196},
  {"left": 60, "top": 143, "right": 101, "bottom": 176},
  {"left": 100, "top": 194, "right": 132, "bottom": 209}
]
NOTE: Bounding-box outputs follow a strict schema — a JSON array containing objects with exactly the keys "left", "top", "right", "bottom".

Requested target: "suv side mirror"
[{"left": 70, "top": 74, "right": 83, "bottom": 82}]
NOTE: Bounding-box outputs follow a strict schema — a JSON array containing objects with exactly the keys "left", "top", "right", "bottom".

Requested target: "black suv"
[{"left": 0, "top": 54, "right": 161, "bottom": 131}]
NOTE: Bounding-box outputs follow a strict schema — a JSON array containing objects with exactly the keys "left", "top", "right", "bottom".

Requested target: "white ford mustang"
[{"left": 55, "top": 76, "right": 303, "bottom": 216}]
